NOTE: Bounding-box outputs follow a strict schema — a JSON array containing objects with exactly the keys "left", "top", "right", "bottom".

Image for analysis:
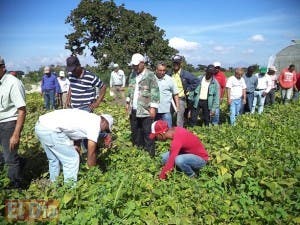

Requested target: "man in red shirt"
[
  {"left": 278, "top": 64, "right": 297, "bottom": 104},
  {"left": 149, "top": 120, "right": 209, "bottom": 179},
  {"left": 293, "top": 72, "right": 300, "bottom": 101},
  {"left": 212, "top": 62, "right": 226, "bottom": 125}
]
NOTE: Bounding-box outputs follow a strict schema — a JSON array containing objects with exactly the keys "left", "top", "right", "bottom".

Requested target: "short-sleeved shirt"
[
  {"left": 226, "top": 76, "right": 246, "bottom": 100},
  {"left": 69, "top": 70, "right": 104, "bottom": 109},
  {"left": 172, "top": 69, "right": 185, "bottom": 98},
  {"left": 38, "top": 109, "right": 101, "bottom": 143},
  {"left": 0, "top": 73, "right": 26, "bottom": 123},
  {"left": 156, "top": 74, "right": 178, "bottom": 113}
]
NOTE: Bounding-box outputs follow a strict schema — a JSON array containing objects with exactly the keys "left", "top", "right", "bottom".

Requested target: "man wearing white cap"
[
  {"left": 126, "top": 53, "right": 159, "bottom": 157},
  {"left": 57, "top": 71, "right": 70, "bottom": 108},
  {"left": 110, "top": 63, "right": 126, "bottom": 104},
  {"left": 35, "top": 109, "right": 113, "bottom": 183},
  {"left": 265, "top": 66, "right": 278, "bottom": 105},
  {"left": 41, "top": 66, "right": 61, "bottom": 110}
]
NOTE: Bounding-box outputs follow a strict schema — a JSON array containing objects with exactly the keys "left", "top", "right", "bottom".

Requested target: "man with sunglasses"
[{"left": 35, "top": 109, "right": 113, "bottom": 184}]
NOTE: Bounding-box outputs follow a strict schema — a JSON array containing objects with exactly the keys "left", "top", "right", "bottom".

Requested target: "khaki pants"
[{"left": 110, "top": 85, "right": 125, "bottom": 104}]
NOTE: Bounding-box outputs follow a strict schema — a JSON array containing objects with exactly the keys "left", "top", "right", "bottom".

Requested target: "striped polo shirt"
[{"left": 69, "top": 70, "right": 104, "bottom": 109}]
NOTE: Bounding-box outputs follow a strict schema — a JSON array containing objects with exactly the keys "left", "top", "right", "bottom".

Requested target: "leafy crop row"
[{"left": 0, "top": 93, "right": 299, "bottom": 224}]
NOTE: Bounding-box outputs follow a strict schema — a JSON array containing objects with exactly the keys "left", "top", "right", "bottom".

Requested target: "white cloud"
[
  {"left": 250, "top": 34, "right": 265, "bottom": 42},
  {"left": 169, "top": 37, "right": 200, "bottom": 51},
  {"left": 243, "top": 49, "right": 255, "bottom": 54},
  {"left": 212, "top": 45, "right": 234, "bottom": 54}
]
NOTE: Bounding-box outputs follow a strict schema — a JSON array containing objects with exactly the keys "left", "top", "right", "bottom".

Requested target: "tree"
[{"left": 65, "top": 0, "right": 177, "bottom": 73}]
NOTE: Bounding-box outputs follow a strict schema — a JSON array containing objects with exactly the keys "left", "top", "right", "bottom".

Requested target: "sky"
[{"left": 1, "top": 0, "right": 300, "bottom": 72}]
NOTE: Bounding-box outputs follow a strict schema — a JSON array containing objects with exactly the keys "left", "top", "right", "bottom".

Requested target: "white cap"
[
  {"left": 59, "top": 71, "right": 65, "bottom": 77},
  {"left": 113, "top": 63, "right": 119, "bottom": 68},
  {"left": 130, "top": 53, "right": 145, "bottom": 66},
  {"left": 101, "top": 114, "right": 114, "bottom": 132},
  {"left": 44, "top": 66, "right": 50, "bottom": 73},
  {"left": 268, "top": 66, "right": 277, "bottom": 72},
  {"left": 213, "top": 61, "right": 221, "bottom": 67}
]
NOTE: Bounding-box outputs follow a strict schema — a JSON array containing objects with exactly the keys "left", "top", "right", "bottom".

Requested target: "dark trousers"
[
  {"left": 130, "top": 110, "right": 155, "bottom": 157},
  {"left": 190, "top": 100, "right": 210, "bottom": 126},
  {"left": 0, "top": 120, "right": 22, "bottom": 183},
  {"left": 265, "top": 88, "right": 276, "bottom": 105}
]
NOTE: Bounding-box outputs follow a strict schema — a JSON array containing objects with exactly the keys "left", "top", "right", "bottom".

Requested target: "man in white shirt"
[
  {"left": 226, "top": 68, "right": 246, "bottom": 125},
  {"left": 0, "top": 56, "right": 26, "bottom": 189},
  {"left": 35, "top": 109, "right": 113, "bottom": 183},
  {"left": 251, "top": 67, "right": 272, "bottom": 114},
  {"left": 57, "top": 71, "right": 70, "bottom": 108},
  {"left": 155, "top": 61, "right": 179, "bottom": 128},
  {"left": 110, "top": 63, "right": 126, "bottom": 104}
]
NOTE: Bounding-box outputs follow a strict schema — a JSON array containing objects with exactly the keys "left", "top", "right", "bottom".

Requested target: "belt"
[
  {"left": 62, "top": 91, "right": 68, "bottom": 93},
  {"left": 255, "top": 89, "right": 264, "bottom": 91}
]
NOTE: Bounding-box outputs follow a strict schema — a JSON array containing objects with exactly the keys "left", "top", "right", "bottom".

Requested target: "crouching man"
[
  {"left": 149, "top": 120, "right": 209, "bottom": 179},
  {"left": 35, "top": 109, "right": 113, "bottom": 184}
]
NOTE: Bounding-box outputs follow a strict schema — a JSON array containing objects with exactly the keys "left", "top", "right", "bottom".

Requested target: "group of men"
[
  {"left": 226, "top": 64, "right": 298, "bottom": 125},
  {"left": 41, "top": 67, "right": 69, "bottom": 110},
  {"left": 1, "top": 52, "right": 299, "bottom": 188}
]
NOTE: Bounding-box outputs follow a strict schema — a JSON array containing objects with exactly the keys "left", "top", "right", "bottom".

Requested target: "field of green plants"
[{"left": 0, "top": 92, "right": 299, "bottom": 225}]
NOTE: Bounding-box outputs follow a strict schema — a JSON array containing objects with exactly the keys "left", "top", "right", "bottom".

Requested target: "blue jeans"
[
  {"left": 211, "top": 107, "right": 220, "bottom": 125},
  {"left": 43, "top": 89, "right": 56, "bottom": 110},
  {"left": 35, "top": 122, "right": 79, "bottom": 183},
  {"left": 229, "top": 98, "right": 242, "bottom": 125},
  {"left": 293, "top": 90, "right": 299, "bottom": 101},
  {"left": 251, "top": 90, "right": 266, "bottom": 114},
  {"left": 161, "top": 151, "right": 207, "bottom": 177},
  {"left": 156, "top": 112, "right": 173, "bottom": 128}
]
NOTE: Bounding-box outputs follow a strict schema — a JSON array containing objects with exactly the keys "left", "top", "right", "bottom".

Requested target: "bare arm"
[
  {"left": 9, "top": 107, "right": 26, "bottom": 151},
  {"left": 173, "top": 94, "right": 179, "bottom": 112},
  {"left": 90, "top": 84, "right": 107, "bottom": 110},
  {"left": 227, "top": 88, "right": 231, "bottom": 105},
  {"left": 87, "top": 140, "right": 97, "bottom": 167}
]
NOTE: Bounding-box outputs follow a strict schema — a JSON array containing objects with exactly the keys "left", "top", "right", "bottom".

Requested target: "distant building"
[{"left": 273, "top": 40, "right": 300, "bottom": 72}]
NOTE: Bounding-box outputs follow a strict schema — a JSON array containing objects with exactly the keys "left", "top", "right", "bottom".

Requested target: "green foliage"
[
  {"left": 0, "top": 92, "right": 299, "bottom": 224},
  {"left": 65, "top": 0, "right": 177, "bottom": 73}
]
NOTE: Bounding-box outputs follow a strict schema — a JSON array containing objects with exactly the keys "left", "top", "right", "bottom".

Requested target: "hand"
[
  {"left": 125, "top": 103, "right": 130, "bottom": 114},
  {"left": 262, "top": 92, "right": 267, "bottom": 97},
  {"left": 74, "top": 145, "right": 81, "bottom": 154},
  {"left": 9, "top": 134, "right": 20, "bottom": 151},
  {"left": 149, "top": 108, "right": 156, "bottom": 119},
  {"left": 103, "top": 134, "right": 112, "bottom": 148},
  {"left": 89, "top": 101, "right": 100, "bottom": 111},
  {"left": 210, "top": 111, "right": 215, "bottom": 117},
  {"left": 227, "top": 99, "right": 232, "bottom": 105},
  {"left": 243, "top": 99, "right": 246, "bottom": 104}
]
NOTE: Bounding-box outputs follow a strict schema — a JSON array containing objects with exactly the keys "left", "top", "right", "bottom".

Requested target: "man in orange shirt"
[{"left": 278, "top": 64, "right": 297, "bottom": 104}]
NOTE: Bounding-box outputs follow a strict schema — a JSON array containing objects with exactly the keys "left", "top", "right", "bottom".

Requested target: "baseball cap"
[
  {"left": 172, "top": 55, "right": 183, "bottom": 63},
  {"left": 268, "top": 66, "right": 277, "bottom": 72},
  {"left": 213, "top": 61, "right": 221, "bottom": 67},
  {"left": 130, "top": 53, "right": 145, "bottom": 66},
  {"left": 66, "top": 55, "right": 80, "bottom": 72},
  {"left": 149, "top": 120, "right": 169, "bottom": 139},
  {"left": 259, "top": 67, "right": 267, "bottom": 74},
  {"left": 44, "top": 66, "right": 50, "bottom": 73},
  {"left": 59, "top": 71, "right": 65, "bottom": 77},
  {"left": 0, "top": 56, "right": 5, "bottom": 65},
  {"left": 101, "top": 114, "right": 114, "bottom": 132},
  {"left": 113, "top": 63, "right": 119, "bottom": 68}
]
